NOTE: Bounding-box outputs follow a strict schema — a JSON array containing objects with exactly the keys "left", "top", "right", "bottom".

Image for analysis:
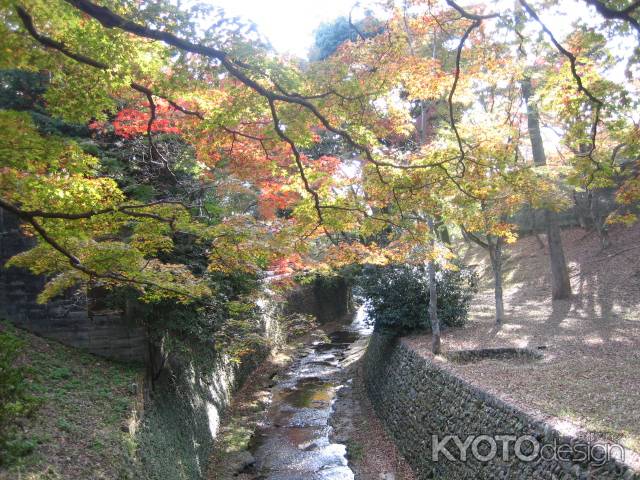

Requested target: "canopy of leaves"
[{"left": 0, "top": 0, "right": 638, "bottom": 305}]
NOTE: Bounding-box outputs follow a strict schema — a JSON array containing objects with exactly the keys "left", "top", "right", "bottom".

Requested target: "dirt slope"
[{"left": 406, "top": 223, "right": 640, "bottom": 456}]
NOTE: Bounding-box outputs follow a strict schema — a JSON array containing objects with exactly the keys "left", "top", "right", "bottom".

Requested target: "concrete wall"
[
  {"left": 137, "top": 289, "right": 283, "bottom": 480},
  {"left": 0, "top": 210, "right": 148, "bottom": 362},
  {"left": 364, "top": 334, "right": 639, "bottom": 480},
  {"left": 285, "top": 275, "right": 353, "bottom": 324}
]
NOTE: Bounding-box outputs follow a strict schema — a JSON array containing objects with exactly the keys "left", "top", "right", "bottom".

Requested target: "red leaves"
[
  {"left": 270, "top": 253, "right": 304, "bottom": 276},
  {"left": 309, "top": 155, "right": 341, "bottom": 174},
  {"left": 90, "top": 100, "right": 184, "bottom": 139},
  {"left": 257, "top": 181, "right": 299, "bottom": 219},
  {"left": 112, "top": 102, "right": 182, "bottom": 138}
]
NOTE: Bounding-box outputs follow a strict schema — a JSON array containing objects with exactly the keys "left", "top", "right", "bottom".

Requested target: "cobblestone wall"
[{"left": 364, "top": 334, "right": 639, "bottom": 480}]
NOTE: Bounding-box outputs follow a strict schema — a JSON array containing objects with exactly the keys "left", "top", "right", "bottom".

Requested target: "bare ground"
[{"left": 405, "top": 223, "right": 640, "bottom": 460}]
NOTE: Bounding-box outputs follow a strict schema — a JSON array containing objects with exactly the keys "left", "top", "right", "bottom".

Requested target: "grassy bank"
[{"left": 0, "top": 322, "right": 144, "bottom": 480}]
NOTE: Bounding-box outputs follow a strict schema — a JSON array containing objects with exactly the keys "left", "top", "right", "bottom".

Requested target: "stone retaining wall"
[
  {"left": 0, "top": 210, "right": 148, "bottom": 362},
  {"left": 363, "top": 333, "right": 639, "bottom": 480}
]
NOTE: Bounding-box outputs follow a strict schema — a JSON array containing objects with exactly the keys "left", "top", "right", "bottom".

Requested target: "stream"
[{"left": 249, "top": 309, "right": 372, "bottom": 479}]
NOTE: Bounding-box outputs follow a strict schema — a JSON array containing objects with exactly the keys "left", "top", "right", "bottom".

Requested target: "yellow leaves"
[
  {"left": 616, "top": 176, "right": 640, "bottom": 206},
  {"left": 206, "top": 215, "right": 295, "bottom": 276},
  {"left": 38, "top": 270, "right": 84, "bottom": 304},
  {"left": 0, "top": 111, "right": 215, "bottom": 303},
  {"left": 135, "top": 260, "right": 212, "bottom": 303},
  {"left": 400, "top": 57, "right": 447, "bottom": 101},
  {"left": 323, "top": 242, "right": 390, "bottom": 269},
  {"left": 490, "top": 223, "right": 519, "bottom": 243},
  {"left": 606, "top": 213, "right": 637, "bottom": 226}
]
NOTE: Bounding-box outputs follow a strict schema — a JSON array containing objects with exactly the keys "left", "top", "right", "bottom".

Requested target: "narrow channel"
[{"left": 249, "top": 310, "right": 372, "bottom": 479}]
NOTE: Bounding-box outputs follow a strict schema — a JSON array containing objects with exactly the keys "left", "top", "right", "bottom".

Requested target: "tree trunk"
[
  {"left": 433, "top": 214, "right": 450, "bottom": 244},
  {"left": 427, "top": 216, "right": 441, "bottom": 354},
  {"left": 588, "top": 190, "right": 611, "bottom": 250},
  {"left": 488, "top": 237, "right": 504, "bottom": 324},
  {"left": 521, "top": 77, "right": 547, "bottom": 166},
  {"left": 546, "top": 210, "right": 572, "bottom": 299},
  {"left": 439, "top": 224, "right": 451, "bottom": 244},
  {"left": 523, "top": 77, "right": 572, "bottom": 299}
]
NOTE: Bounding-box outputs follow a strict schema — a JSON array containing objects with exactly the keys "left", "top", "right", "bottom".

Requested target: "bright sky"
[{"left": 205, "top": 0, "right": 358, "bottom": 58}]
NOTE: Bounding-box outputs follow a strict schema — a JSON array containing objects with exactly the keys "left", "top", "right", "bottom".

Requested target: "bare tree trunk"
[
  {"left": 427, "top": 216, "right": 441, "bottom": 354},
  {"left": 522, "top": 77, "right": 572, "bottom": 299},
  {"left": 546, "top": 211, "right": 572, "bottom": 299},
  {"left": 488, "top": 237, "right": 504, "bottom": 324},
  {"left": 588, "top": 190, "right": 611, "bottom": 250},
  {"left": 573, "top": 191, "right": 590, "bottom": 230},
  {"left": 521, "top": 77, "right": 547, "bottom": 165}
]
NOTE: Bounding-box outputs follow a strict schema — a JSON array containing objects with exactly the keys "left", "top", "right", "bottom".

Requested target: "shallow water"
[{"left": 250, "top": 309, "right": 371, "bottom": 479}]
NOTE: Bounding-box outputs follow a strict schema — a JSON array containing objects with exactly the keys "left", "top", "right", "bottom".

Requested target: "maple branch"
[
  {"left": 461, "top": 225, "right": 489, "bottom": 250},
  {"left": 15, "top": 5, "right": 107, "bottom": 69},
  {"left": 140, "top": 89, "right": 178, "bottom": 183},
  {"left": 17, "top": 200, "right": 188, "bottom": 223},
  {"left": 320, "top": 204, "right": 408, "bottom": 231},
  {"left": 0, "top": 198, "right": 198, "bottom": 299},
  {"left": 267, "top": 99, "right": 325, "bottom": 227},
  {"left": 583, "top": 0, "right": 640, "bottom": 34},
  {"left": 349, "top": 5, "right": 367, "bottom": 41},
  {"left": 17, "top": 0, "right": 450, "bottom": 234},
  {"left": 57, "top": 1, "right": 448, "bottom": 172},
  {"left": 16, "top": 5, "right": 206, "bottom": 127},
  {"left": 518, "top": 0, "right": 602, "bottom": 107},
  {"left": 518, "top": 0, "right": 603, "bottom": 166},
  {"left": 16, "top": 1, "right": 480, "bottom": 237},
  {"left": 448, "top": 19, "right": 481, "bottom": 166},
  {"left": 445, "top": 0, "right": 500, "bottom": 21},
  {"left": 129, "top": 83, "right": 205, "bottom": 120}
]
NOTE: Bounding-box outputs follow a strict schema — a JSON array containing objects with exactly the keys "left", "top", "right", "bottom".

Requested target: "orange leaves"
[
  {"left": 401, "top": 57, "right": 446, "bottom": 101},
  {"left": 257, "top": 189, "right": 299, "bottom": 219},
  {"left": 308, "top": 155, "right": 341, "bottom": 175},
  {"left": 113, "top": 102, "right": 182, "bottom": 138},
  {"left": 90, "top": 99, "right": 185, "bottom": 138},
  {"left": 324, "top": 242, "right": 390, "bottom": 268},
  {"left": 270, "top": 253, "right": 305, "bottom": 276}
]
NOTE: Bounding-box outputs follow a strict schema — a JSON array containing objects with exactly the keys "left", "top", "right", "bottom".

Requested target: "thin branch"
[
  {"left": 445, "top": 0, "right": 500, "bottom": 21},
  {"left": 518, "top": 0, "right": 604, "bottom": 169},
  {"left": 584, "top": 0, "right": 640, "bottom": 34},
  {"left": 267, "top": 99, "right": 325, "bottom": 227},
  {"left": 57, "top": 1, "right": 452, "bottom": 172},
  {"left": 461, "top": 225, "right": 489, "bottom": 250},
  {"left": 349, "top": 5, "right": 367, "bottom": 41},
  {"left": 141, "top": 89, "right": 177, "bottom": 183},
  {"left": 18, "top": 200, "right": 188, "bottom": 220},
  {"left": 448, "top": 19, "right": 481, "bottom": 166},
  {"left": 518, "top": 0, "right": 603, "bottom": 107},
  {"left": 16, "top": 6, "right": 207, "bottom": 125},
  {"left": 15, "top": 5, "right": 108, "bottom": 69}
]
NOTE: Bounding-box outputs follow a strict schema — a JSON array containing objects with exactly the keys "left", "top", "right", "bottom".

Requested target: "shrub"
[
  {"left": 354, "top": 263, "right": 478, "bottom": 335},
  {"left": 0, "top": 326, "right": 40, "bottom": 465}
]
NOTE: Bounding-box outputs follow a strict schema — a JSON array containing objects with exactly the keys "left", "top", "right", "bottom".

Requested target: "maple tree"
[{"left": 1, "top": 0, "right": 639, "bottom": 352}]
